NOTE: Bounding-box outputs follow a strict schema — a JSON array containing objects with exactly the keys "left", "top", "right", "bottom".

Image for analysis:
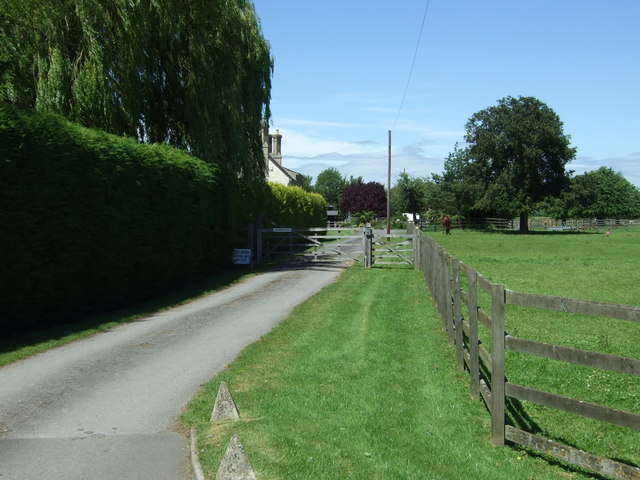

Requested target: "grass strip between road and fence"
[{"left": 182, "top": 265, "right": 603, "bottom": 480}]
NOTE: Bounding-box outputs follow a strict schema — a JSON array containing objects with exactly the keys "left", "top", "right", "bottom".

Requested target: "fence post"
[
  {"left": 435, "top": 248, "right": 446, "bottom": 331},
  {"left": 490, "top": 283, "right": 506, "bottom": 445},
  {"left": 431, "top": 245, "right": 447, "bottom": 332},
  {"left": 443, "top": 253, "right": 455, "bottom": 344},
  {"left": 256, "top": 229, "right": 263, "bottom": 265},
  {"left": 452, "top": 258, "right": 464, "bottom": 370},
  {"left": 413, "top": 223, "right": 420, "bottom": 270},
  {"left": 468, "top": 269, "right": 480, "bottom": 401},
  {"left": 363, "top": 224, "right": 373, "bottom": 268}
]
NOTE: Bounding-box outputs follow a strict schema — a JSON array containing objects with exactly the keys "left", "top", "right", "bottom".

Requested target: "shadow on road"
[
  {"left": 270, "top": 257, "right": 353, "bottom": 273},
  {"left": 0, "top": 257, "right": 353, "bottom": 363},
  {"left": 0, "top": 267, "right": 263, "bottom": 360}
]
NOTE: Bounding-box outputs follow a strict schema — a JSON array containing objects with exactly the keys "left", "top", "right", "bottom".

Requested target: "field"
[
  {"left": 424, "top": 229, "right": 640, "bottom": 469},
  {"left": 182, "top": 237, "right": 638, "bottom": 479}
]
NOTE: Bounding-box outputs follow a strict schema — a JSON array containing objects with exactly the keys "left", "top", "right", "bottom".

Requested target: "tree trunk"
[{"left": 519, "top": 212, "right": 529, "bottom": 234}]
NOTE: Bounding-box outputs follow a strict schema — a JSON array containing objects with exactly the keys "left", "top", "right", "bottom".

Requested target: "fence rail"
[
  {"left": 410, "top": 224, "right": 640, "bottom": 480},
  {"left": 422, "top": 217, "right": 640, "bottom": 232}
]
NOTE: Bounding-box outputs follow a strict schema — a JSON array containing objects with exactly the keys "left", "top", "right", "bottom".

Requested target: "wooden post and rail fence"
[{"left": 410, "top": 224, "right": 640, "bottom": 480}]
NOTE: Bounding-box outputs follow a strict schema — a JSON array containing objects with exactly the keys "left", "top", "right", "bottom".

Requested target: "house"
[{"left": 262, "top": 127, "right": 303, "bottom": 186}]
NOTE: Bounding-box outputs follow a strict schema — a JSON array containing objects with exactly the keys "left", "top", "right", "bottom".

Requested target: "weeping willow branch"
[{"left": 0, "top": 0, "right": 272, "bottom": 183}]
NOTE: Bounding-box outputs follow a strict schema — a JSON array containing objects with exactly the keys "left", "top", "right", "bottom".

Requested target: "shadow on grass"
[{"left": 0, "top": 265, "right": 268, "bottom": 363}]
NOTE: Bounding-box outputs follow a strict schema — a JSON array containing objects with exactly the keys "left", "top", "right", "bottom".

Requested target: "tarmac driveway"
[{"left": 0, "top": 260, "right": 348, "bottom": 479}]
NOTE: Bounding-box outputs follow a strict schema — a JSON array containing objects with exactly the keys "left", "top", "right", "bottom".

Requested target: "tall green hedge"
[
  {"left": 263, "top": 183, "right": 327, "bottom": 227},
  {"left": 0, "top": 105, "right": 327, "bottom": 335},
  {"left": 0, "top": 105, "right": 225, "bottom": 334}
]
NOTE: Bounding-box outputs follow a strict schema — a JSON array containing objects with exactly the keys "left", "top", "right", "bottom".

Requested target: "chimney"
[
  {"left": 261, "top": 123, "right": 272, "bottom": 161},
  {"left": 271, "top": 129, "right": 282, "bottom": 164}
]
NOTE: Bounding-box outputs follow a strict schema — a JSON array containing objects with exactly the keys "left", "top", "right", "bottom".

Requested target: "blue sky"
[{"left": 252, "top": 0, "right": 640, "bottom": 188}]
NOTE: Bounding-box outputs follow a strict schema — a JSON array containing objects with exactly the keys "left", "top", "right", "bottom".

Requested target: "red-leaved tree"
[{"left": 340, "top": 181, "right": 387, "bottom": 217}]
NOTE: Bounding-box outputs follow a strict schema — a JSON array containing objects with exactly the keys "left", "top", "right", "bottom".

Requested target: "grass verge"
[{"left": 183, "top": 265, "right": 598, "bottom": 479}]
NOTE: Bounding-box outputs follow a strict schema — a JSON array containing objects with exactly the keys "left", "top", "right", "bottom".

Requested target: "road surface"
[{"left": 0, "top": 260, "right": 348, "bottom": 479}]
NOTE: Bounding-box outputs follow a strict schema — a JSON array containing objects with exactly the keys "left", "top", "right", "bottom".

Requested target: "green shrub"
[
  {"left": 0, "top": 104, "right": 226, "bottom": 334},
  {"left": 262, "top": 183, "right": 327, "bottom": 227}
]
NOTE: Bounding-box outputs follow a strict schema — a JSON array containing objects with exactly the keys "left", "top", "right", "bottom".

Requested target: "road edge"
[{"left": 190, "top": 427, "right": 206, "bottom": 480}]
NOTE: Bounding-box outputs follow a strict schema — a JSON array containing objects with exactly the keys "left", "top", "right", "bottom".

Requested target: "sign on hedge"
[{"left": 232, "top": 249, "right": 252, "bottom": 265}]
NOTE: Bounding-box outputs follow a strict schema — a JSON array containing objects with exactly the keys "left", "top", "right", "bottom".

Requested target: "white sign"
[
  {"left": 273, "top": 227, "right": 292, "bottom": 233},
  {"left": 232, "top": 248, "right": 252, "bottom": 265}
]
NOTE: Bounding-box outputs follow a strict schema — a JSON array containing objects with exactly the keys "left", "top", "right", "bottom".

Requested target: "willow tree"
[{"left": 0, "top": 0, "right": 272, "bottom": 183}]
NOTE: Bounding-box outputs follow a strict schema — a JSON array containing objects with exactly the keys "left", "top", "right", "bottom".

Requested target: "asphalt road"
[{"left": 0, "top": 260, "right": 348, "bottom": 479}]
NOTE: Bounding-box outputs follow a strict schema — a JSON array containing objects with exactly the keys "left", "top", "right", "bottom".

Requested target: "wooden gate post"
[
  {"left": 413, "top": 223, "right": 420, "bottom": 270},
  {"left": 363, "top": 224, "right": 374, "bottom": 268},
  {"left": 491, "top": 283, "right": 506, "bottom": 445}
]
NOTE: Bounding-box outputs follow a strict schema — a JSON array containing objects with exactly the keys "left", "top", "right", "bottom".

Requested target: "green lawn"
[
  {"left": 183, "top": 265, "right": 604, "bottom": 479},
  {"left": 426, "top": 228, "right": 640, "bottom": 305},
  {"left": 424, "top": 229, "right": 640, "bottom": 469}
]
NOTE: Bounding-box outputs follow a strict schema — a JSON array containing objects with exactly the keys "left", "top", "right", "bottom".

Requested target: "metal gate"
[
  {"left": 256, "top": 226, "right": 416, "bottom": 268},
  {"left": 256, "top": 227, "right": 364, "bottom": 264}
]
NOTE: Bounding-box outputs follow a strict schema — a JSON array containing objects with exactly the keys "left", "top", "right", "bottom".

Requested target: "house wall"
[{"left": 268, "top": 162, "right": 295, "bottom": 185}]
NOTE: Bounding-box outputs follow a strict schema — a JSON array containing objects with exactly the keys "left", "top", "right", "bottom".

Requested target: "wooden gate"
[{"left": 371, "top": 230, "right": 415, "bottom": 266}]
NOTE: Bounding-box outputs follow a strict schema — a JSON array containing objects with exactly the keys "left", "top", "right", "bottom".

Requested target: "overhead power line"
[{"left": 391, "top": 0, "right": 431, "bottom": 131}]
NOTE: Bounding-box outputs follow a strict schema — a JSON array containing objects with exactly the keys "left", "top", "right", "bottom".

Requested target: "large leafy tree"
[
  {"left": 0, "top": 0, "right": 272, "bottom": 183},
  {"left": 340, "top": 181, "right": 387, "bottom": 217},
  {"left": 564, "top": 167, "right": 640, "bottom": 219},
  {"left": 294, "top": 174, "right": 314, "bottom": 192},
  {"left": 443, "top": 96, "right": 576, "bottom": 233},
  {"left": 314, "top": 167, "right": 347, "bottom": 207},
  {"left": 394, "top": 171, "right": 428, "bottom": 222},
  {"left": 433, "top": 144, "right": 487, "bottom": 218}
]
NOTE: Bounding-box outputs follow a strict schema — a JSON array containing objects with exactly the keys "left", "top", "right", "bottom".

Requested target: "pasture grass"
[
  {"left": 183, "top": 265, "right": 601, "bottom": 479},
  {"left": 0, "top": 267, "right": 264, "bottom": 367},
  {"left": 425, "top": 229, "right": 640, "bottom": 468}
]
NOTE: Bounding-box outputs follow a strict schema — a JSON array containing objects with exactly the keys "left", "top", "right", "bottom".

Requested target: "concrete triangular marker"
[
  {"left": 210, "top": 381, "right": 240, "bottom": 422},
  {"left": 215, "top": 434, "right": 257, "bottom": 480}
]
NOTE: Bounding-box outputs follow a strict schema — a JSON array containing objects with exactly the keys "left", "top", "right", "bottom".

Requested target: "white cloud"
[
  {"left": 278, "top": 129, "right": 384, "bottom": 158},
  {"left": 277, "top": 118, "right": 356, "bottom": 129},
  {"left": 278, "top": 130, "right": 352, "bottom": 157},
  {"left": 279, "top": 128, "right": 640, "bottom": 189},
  {"left": 277, "top": 130, "right": 447, "bottom": 185}
]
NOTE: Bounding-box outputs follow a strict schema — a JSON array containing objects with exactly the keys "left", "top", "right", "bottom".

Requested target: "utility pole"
[{"left": 386, "top": 130, "right": 391, "bottom": 235}]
